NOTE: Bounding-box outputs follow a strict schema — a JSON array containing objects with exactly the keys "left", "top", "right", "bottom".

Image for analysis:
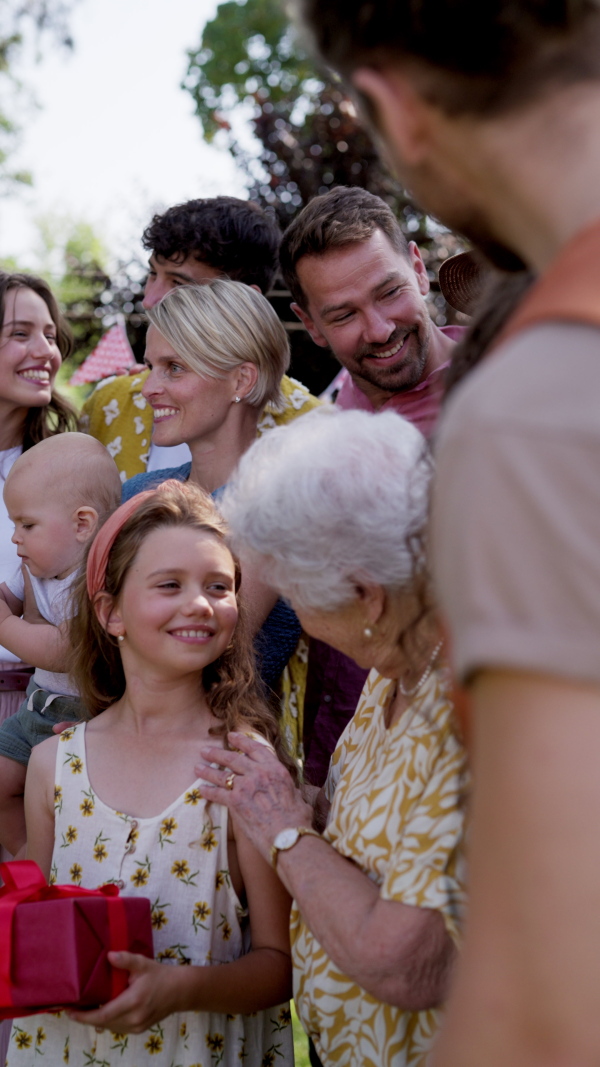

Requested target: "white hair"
[{"left": 221, "top": 406, "right": 431, "bottom": 612}]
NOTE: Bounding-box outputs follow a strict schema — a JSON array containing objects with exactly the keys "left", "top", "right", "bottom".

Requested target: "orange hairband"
[{"left": 86, "top": 490, "right": 156, "bottom": 598}]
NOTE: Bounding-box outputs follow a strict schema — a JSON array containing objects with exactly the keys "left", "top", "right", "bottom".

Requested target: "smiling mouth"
[
  {"left": 152, "top": 406, "right": 178, "bottom": 419},
  {"left": 18, "top": 369, "right": 51, "bottom": 383},
  {"left": 169, "top": 628, "right": 215, "bottom": 641},
  {"left": 365, "top": 333, "right": 410, "bottom": 360}
]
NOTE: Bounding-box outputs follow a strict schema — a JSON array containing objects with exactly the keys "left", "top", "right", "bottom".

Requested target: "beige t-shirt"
[{"left": 432, "top": 322, "right": 600, "bottom": 684}]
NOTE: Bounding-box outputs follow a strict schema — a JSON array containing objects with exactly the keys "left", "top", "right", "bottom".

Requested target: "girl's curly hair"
[{"left": 69, "top": 480, "right": 297, "bottom": 778}]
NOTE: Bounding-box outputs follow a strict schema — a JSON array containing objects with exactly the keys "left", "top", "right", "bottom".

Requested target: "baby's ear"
[{"left": 74, "top": 506, "right": 99, "bottom": 542}]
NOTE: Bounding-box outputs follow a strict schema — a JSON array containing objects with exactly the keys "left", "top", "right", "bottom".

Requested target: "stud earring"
[
  {"left": 234, "top": 395, "right": 241, "bottom": 404},
  {"left": 364, "top": 626, "right": 373, "bottom": 639},
  {"left": 117, "top": 634, "right": 124, "bottom": 643}
]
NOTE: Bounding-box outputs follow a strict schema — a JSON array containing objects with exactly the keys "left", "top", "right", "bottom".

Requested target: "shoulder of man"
[
  {"left": 258, "top": 374, "right": 321, "bottom": 434},
  {"left": 80, "top": 368, "right": 151, "bottom": 480}
]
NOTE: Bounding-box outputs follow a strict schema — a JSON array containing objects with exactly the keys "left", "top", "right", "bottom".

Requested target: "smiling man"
[{"left": 280, "top": 185, "right": 462, "bottom": 439}]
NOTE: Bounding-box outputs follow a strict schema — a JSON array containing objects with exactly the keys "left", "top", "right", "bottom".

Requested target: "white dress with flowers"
[{"left": 7, "top": 722, "right": 293, "bottom": 1067}]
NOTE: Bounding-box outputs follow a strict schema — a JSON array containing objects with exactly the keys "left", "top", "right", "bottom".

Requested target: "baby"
[{"left": 0, "top": 433, "right": 121, "bottom": 856}]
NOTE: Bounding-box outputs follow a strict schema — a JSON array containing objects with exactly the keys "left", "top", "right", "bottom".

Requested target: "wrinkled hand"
[
  {"left": 68, "top": 952, "right": 184, "bottom": 1033},
  {"left": 196, "top": 731, "right": 313, "bottom": 863}
]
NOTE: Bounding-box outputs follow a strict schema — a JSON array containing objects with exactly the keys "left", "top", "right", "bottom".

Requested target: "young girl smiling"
[{"left": 10, "top": 481, "right": 293, "bottom": 1067}]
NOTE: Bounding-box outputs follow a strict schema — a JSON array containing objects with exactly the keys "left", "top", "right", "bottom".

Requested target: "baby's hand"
[{"left": 68, "top": 952, "right": 185, "bottom": 1033}]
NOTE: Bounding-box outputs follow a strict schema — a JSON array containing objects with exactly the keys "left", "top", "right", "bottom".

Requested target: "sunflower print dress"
[
  {"left": 291, "top": 667, "right": 469, "bottom": 1067},
  {"left": 7, "top": 722, "right": 293, "bottom": 1067}
]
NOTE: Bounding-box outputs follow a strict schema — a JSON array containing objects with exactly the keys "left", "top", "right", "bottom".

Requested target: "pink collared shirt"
[{"left": 333, "top": 324, "right": 465, "bottom": 439}]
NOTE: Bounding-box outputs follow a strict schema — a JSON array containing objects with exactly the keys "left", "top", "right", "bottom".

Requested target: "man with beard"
[
  {"left": 293, "top": 1, "right": 600, "bottom": 1065},
  {"left": 280, "top": 186, "right": 464, "bottom": 788},
  {"left": 280, "top": 185, "right": 462, "bottom": 440}
]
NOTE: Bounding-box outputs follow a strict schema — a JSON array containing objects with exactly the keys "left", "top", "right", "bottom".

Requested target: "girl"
[{"left": 11, "top": 481, "right": 294, "bottom": 1066}]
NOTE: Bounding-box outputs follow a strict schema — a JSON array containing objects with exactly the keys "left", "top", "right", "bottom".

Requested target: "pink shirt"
[{"left": 334, "top": 325, "right": 465, "bottom": 439}]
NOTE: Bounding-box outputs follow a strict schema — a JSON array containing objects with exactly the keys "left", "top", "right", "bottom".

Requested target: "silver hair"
[{"left": 221, "top": 406, "right": 431, "bottom": 612}]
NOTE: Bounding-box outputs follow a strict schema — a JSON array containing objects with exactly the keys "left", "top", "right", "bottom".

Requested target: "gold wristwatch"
[{"left": 270, "top": 826, "right": 321, "bottom": 869}]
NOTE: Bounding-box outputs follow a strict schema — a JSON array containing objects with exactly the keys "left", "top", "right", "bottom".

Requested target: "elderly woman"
[
  {"left": 122, "top": 280, "right": 305, "bottom": 732},
  {"left": 197, "top": 407, "right": 469, "bottom": 1067}
]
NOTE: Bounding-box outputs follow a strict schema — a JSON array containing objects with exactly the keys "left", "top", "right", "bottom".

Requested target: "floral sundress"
[{"left": 7, "top": 722, "right": 293, "bottom": 1067}]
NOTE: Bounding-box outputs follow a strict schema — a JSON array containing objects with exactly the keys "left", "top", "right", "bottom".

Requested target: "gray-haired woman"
[{"left": 196, "top": 407, "right": 469, "bottom": 1067}]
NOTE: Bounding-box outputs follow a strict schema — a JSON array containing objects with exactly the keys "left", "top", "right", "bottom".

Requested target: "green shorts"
[{"left": 0, "top": 679, "right": 83, "bottom": 766}]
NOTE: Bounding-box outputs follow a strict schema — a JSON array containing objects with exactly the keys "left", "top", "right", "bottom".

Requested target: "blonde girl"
[{"left": 11, "top": 481, "right": 293, "bottom": 1067}]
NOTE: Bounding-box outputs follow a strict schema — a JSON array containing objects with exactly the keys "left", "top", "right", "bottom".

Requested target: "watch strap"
[{"left": 270, "top": 826, "right": 321, "bottom": 870}]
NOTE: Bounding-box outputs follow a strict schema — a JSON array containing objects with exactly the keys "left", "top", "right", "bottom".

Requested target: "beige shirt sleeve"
[{"left": 432, "top": 322, "right": 600, "bottom": 684}]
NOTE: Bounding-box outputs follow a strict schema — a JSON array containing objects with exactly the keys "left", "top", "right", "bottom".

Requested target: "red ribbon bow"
[{"left": 0, "top": 860, "right": 129, "bottom": 1018}]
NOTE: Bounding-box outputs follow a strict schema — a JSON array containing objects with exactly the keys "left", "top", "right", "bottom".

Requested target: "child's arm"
[
  {"left": 69, "top": 817, "right": 292, "bottom": 1033},
  {"left": 23, "top": 737, "right": 57, "bottom": 879}
]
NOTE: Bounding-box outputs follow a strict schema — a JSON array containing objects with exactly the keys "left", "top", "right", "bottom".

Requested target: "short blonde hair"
[{"left": 146, "top": 280, "right": 290, "bottom": 412}]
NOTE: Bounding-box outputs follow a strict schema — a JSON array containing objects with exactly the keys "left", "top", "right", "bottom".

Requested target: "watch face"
[{"left": 274, "top": 827, "right": 299, "bottom": 851}]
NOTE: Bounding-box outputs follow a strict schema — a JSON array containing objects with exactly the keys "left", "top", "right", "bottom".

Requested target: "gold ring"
[{"left": 225, "top": 773, "right": 235, "bottom": 791}]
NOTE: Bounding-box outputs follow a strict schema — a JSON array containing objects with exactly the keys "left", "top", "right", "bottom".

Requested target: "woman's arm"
[
  {"left": 68, "top": 813, "right": 292, "bottom": 1034},
  {"left": 24, "top": 736, "right": 57, "bottom": 878},
  {"left": 196, "top": 732, "right": 455, "bottom": 1010}
]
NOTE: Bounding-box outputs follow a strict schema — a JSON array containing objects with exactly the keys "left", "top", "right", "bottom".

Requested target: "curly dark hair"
[
  {"left": 142, "top": 196, "right": 281, "bottom": 295},
  {"left": 298, "top": 0, "right": 600, "bottom": 116},
  {"left": 0, "top": 272, "right": 78, "bottom": 450},
  {"left": 69, "top": 480, "right": 297, "bottom": 779}
]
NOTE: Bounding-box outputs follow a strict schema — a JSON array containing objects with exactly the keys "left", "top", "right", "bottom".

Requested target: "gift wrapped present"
[{"left": 0, "top": 860, "right": 153, "bottom": 1019}]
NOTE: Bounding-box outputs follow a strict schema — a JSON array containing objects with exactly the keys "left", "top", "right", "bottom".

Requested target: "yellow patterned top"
[{"left": 291, "top": 667, "right": 469, "bottom": 1067}]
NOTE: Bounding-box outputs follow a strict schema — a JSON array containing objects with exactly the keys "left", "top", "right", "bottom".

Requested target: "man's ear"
[
  {"left": 93, "top": 591, "right": 123, "bottom": 637},
  {"left": 352, "top": 66, "right": 435, "bottom": 169},
  {"left": 408, "top": 241, "right": 430, "bottom": 297},
  {"left": 354, "top": 581, "right": 386, "bottom": 626},
  {"left": 233, "top": 361, "right": 259, "bottom": 401},
  {"left": 291, "top": 303, "right": 330, "bottom": 349},
  {"left": 74, "top": 506, "right": 99, "bottom": 544}
]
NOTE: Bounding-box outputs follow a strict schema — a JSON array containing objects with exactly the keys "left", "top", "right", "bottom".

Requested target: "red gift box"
[{"left": 0, "top": 861, "right": 154, "bottom": 1019}]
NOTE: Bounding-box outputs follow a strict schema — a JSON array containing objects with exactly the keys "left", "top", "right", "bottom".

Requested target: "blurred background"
[{"left": 0, "top": 0, "right": 465, "bottom": 398}]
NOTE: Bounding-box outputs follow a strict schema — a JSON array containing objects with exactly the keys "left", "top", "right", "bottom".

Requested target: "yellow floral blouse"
[
  {"left": 7, "top": 722, "right": 293, "bottom": 1067},
  {"left": 291, "top": 668, "right": 469, "bottom": 1067}
]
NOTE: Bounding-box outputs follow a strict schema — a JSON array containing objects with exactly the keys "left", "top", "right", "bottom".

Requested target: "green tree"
[{"left": 184, "top": 0, "right": 464, "bottom": 330}]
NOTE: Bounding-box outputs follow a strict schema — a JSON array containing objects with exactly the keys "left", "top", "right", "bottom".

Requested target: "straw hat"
[{"left": 438, "top": 250, "right": 488, "bottom": 314}]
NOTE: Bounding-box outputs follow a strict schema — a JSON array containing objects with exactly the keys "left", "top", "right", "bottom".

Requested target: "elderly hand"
[{"left": 196, "top": 731, "right": 313, "bottom": 863}]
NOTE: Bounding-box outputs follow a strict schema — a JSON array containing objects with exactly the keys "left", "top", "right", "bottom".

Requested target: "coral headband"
[{"left": 86, "top": 490, "right": 155, "bottom": 598}]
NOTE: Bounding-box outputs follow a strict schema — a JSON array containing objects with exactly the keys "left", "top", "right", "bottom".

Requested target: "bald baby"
[{"left": 0, "top": 433, "right": 122, "bottom": 856}]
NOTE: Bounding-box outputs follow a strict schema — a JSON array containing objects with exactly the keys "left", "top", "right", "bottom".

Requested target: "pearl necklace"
[{"left": 399, "top": 640, "right": 444, "bottom": 698}]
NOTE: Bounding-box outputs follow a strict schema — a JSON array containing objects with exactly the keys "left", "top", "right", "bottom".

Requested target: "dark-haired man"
[
  {"left": 281, "top": 186, "right": 464, "bottom": 787},
  {"left": 296, "top": 1, "right": 600, "bottom": 1063},
  {"left": 281, "top": 185, "right": 462, "bottom": 439},
  {"left": 82, "top": 196, "right": 319, "bottom": 481}
]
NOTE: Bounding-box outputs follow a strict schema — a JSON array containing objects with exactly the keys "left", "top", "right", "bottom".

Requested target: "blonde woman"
[{"left": 122, "top": 280, "right": 303, "bottom": 725}]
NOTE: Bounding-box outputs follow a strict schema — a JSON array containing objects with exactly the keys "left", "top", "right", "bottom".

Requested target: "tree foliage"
[{"left": 183, "top": 0, "right": 465, "bottom": 326}]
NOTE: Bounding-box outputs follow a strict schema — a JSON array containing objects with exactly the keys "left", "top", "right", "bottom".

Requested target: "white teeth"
[
  {"left": 154, "top": 407, "right": 178, "bottom": 418},
  {"left": 369, "top": 336, "right": 407, "bottom": 359},
  {"left": 19, "top": 370, "right": 50, "bottom": 382},
  {"left": 172, "top": 629, "right": 212, "bottom": 638}
]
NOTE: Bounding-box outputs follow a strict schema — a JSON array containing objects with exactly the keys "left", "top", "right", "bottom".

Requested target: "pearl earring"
[
  {"left": 364, "top": 626, "right": 373, "bottom": 639},
  {"left": 117, "top": 634, "right": 124, "bottom": 643},
  {"left": 234, "top": 395, "right": 241, "bottom": 404}
]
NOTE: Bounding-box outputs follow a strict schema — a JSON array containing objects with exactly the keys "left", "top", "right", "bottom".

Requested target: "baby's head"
[{"left": 4, "top": 433, "right": 122, "bottom": 580}]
